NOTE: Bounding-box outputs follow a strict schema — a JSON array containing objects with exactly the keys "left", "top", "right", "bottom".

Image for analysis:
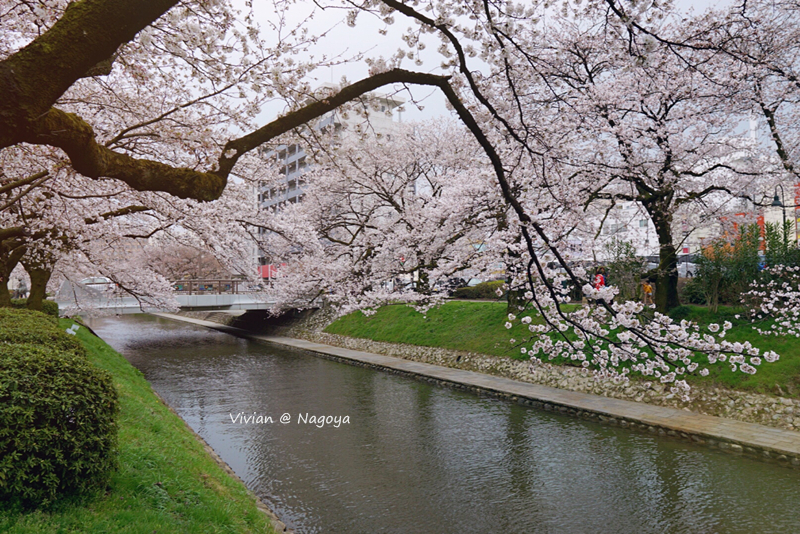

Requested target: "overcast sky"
[{"left": 251, "top": 0, "right": 730, "bottom": 125}]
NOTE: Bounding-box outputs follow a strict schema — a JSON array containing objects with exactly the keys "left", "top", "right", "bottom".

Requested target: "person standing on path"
[{"left": 642, "top": 280, "right": 653, "bottom": 305}]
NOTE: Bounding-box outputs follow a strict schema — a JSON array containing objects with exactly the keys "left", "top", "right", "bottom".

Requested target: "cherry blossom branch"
[
  {"left": 0, "top": 0, "right": 180, "bottom": 147},
  {"left": 0, "top": 171, "right": 49, "bottom": 196},
  {"left": 84, "top": 205, "right": 151, "bottom": 225},
  {"left": 12, "top": 68, "right": 453, "bottom": 201},
  {"left": 0, "top": 171, "right": 53, "bottom": 212},
  {"left": 216, "top": 69, "right": 453, "bottom": 177}
]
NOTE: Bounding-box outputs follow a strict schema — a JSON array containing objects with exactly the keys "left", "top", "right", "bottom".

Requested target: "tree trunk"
[
  {"left": 654, "top": 242, "right": 680, "bottom": 313},
  {"left": 0, "top": 281, "right": 11, "bottom": 307},
  {"left": 24, "top": 265, "right": 52, "bottom": 312},
  {"left": 414, "top": 268, "right": 432, "bottom": 295},
  {"left": 645, "top": 198, "right": 680, "bottom": 313},
  {"left": 0, "top": 242, "right": 26, "bottom": 307}
]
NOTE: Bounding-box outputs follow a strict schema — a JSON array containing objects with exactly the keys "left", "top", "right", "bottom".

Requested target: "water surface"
[{"left": 90, "top": 315, "right": 800, "bottom": 534}]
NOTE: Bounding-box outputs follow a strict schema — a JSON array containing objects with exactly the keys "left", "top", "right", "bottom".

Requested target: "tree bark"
[
  {"left": 0, "top": 281, "right": 11, "bottom": 308},
  {"left": 0, "top": 241, "right": 27, "bottom": 307},
  {"left": 23, "top": 264, "right": 53, "bottom": 312},
  {"left": 645, "top": 198, "right": 680, "bottom": 313},
  {"left": 654, "top": 241, "right": 680, "bottom": 313}
]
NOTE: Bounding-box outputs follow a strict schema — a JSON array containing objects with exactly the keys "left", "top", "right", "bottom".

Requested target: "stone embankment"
[{"left": 180, "top": 310, "right": 800, "bottom": 433}]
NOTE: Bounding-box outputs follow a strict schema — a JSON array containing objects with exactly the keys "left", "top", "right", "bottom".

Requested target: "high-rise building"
[
  {"left": 257, "top": 88, "right": 404, "bottom": 272},
  {"left": 259, "top": 88, "right": 404, "bottom": 211}
]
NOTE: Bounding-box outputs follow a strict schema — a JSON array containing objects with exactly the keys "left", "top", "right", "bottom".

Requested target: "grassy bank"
[
  {"left": 325, "top": 301, "right": 800, "bottom": 396},
  {"left": 0, "top": 318, "right": 277, "bottom": 533},
  {"left": 326, "top": 301, "right": 528, "bottom": 358}
]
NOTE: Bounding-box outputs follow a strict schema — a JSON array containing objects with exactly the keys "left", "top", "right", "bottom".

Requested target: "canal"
[{"left": 90, "top": 314, "right": 800, "bottom": 533}]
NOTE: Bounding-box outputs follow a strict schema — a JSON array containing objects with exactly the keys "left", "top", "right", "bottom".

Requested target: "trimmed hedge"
[
  {"left": 0, "top": 310, "right": 118, "bottom": 507},
  {"left": 0, "top": 344, "right": 119, "bottom": 507},
  {"left": 10, "top": 299, "right": 59, "bottom": 317},
  {"left": 452, "top": 280, "right": 505, "bottom": 300},
  {"left": 1, "top": 306, "right": 57, "bottom": 326},
  {"left": 0, "top": 308, "right": 85, "bottom": 357}
]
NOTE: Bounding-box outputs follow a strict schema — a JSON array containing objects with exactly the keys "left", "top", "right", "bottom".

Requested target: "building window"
[{"left": 602, "top": 222, "right": 628, "bottom": 235}]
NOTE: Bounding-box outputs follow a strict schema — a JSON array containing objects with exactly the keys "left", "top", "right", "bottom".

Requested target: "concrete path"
[{"left": 152, "top": 313, "right": 800, "bottom": 463}]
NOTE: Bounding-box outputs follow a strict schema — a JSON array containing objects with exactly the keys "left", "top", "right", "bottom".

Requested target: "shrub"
[
  {"left": 452, "top": 280, "right": 505, "bottom": 300},
  {"left": 667, "top": 305, "right": 693, "bottom": 322},
  {"left": 0, "top": 306, "right": 57, "bottom": 326},
  {"left": 10, "top": 299, "right": 59, "bottom": 317},
  {"left": 680, "top": 278, "right": 705, "bottom": 305},
  {"left": 0, "top": 343, "right": 119, "bottom": 507},
  {"left": 604, "top": 238, "right": 645, "bottom": 301},
  {"left": 0, "top": 308, "right": 85, "bottom": 357}
]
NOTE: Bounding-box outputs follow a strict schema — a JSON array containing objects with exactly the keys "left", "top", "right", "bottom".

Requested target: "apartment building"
[
  {"left": 257, "top": 88, "right": 405, "bottom": 272},
  {"left": 259, "top": 87, "right": 405, "bottom": 211}
]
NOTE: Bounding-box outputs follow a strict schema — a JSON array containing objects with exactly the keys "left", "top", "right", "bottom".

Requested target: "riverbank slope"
[{"left": 0, "top": 317, "right": 284, "bottom": 533}]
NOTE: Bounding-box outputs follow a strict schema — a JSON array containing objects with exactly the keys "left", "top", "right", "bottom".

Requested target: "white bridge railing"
[{"left": 56, "top": 279, "right": 273, "bottom": 314}]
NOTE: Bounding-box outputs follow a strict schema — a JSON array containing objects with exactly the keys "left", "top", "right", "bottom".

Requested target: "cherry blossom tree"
[
  {"left": 251, "top": 119, "right": 509, "bottom": 313},
  {"left": 46, "top": 178, "right": 262, "bottom": 315},
  {"left": 611, "top": 1, "right": 800, "bottom": 332},
  {"left": 0, "top": 144, "right": 263, "bottom": 311},
  {"left": 0, "top": 0, "right": 431, "bottom": 309},
  {"left": 2, "top": 0, "right": 797, "bottom": 396},
  {"left": 329, "top": 0, "right": 789, "bottom": 397},
  {"left": 523, "top": 10, "right": 767, "bottom": 312},
  {"left": 0, "top": 0, "right": 474, "bottom": 312}
]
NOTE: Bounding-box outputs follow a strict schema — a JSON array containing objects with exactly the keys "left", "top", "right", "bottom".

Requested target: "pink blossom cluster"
[{"left": 745, "top": 265, "right": 800, "bottom": 338}]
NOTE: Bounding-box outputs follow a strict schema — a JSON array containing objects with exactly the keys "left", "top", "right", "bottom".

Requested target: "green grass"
[
  {"left": 325, "top": 302, "right": 800, "bottom": 396},
  {"left": 693, "top": 320, "right": 800, "bottom": 395},
  {"left": 326, "top": 301, "right": 544, "bottom": 358},
  {"left": 0, "top": 319, "right": 276, "bottom": 533}
]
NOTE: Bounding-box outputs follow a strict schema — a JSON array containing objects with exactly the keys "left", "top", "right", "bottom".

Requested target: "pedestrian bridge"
[{"left": 56, "top": 279, "right": 275, "bottom": 315}]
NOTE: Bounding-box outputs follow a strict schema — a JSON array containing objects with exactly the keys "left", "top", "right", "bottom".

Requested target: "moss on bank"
[{"left": 0, "top": 318, "right": 277, "bottom": 533}]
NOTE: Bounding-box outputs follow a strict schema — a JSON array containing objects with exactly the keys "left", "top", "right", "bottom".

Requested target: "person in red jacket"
[{"left": 593, "top": 267, "right": 606, "bottom": 290}]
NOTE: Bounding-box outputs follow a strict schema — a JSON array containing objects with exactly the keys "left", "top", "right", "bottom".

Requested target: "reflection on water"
[{"left": 90, "top": 315, "right": 800, "bottom": 534}]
